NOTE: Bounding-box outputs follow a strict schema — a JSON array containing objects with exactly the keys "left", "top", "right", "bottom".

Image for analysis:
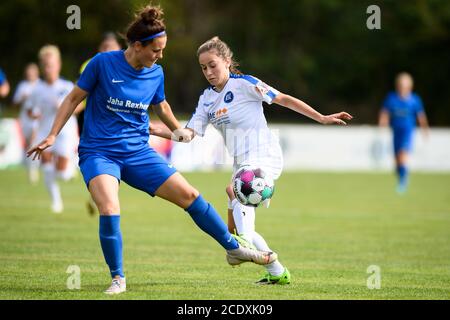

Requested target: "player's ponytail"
[
  {"left": 197, "top": 36, "right": 242, "bottom": 75},
  {"left": 125, "top": 4, "right": 166, "bottom": 46}
]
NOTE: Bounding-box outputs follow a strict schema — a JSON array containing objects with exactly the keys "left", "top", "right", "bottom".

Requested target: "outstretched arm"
[
  {"left": 27, "top": 86, "right": 88, "bottom": 160},
  {"left": 152, "top": 100, "right": 195, "bottom": 142},
  {"left": 272, "top": 93, "right": 352, "bottom": 125}
]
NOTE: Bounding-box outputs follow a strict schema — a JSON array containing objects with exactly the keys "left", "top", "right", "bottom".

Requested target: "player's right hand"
[
  {"left": 27, "top": 134, "right": 56, "bottom": 160},
  {"left": 171, "top": 128, "right": 193, "bottom": 143}
]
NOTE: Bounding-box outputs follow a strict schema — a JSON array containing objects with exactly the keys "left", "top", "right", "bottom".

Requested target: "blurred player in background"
[
  {"left": 151, "top": 36, "right": 353, "bottom": 285},
  {"left": 13, "top": 63, "right": 41, "bottom": 184},
  {"left": 25, "top": 45, "right": 80, "bottom": 213},
  {"left": 79, "top": 32, "right": 121, "bottom": 215},
  {"left": 379, "top": 72, "right": 429, "bottom": 193},
  {"left": 0, "top": 68, "right": 11, "bottom": 115},
  {"left": 0, "top": 68, "right": 10, "bottom": 97},
  {"left": 27, "top": 5, "right": 276, "bottom": 295}
]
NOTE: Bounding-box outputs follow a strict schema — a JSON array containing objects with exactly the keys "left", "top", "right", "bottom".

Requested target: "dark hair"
[
  {"left": 126, "top": 5, "right": 165, "bottom": 46},
  {"left": 197, "top": 36, "right": 242, "bottom": 75}
]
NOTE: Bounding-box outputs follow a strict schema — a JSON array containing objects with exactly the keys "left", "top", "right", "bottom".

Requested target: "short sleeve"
[
  {"left": 242, "top": 75, "right": 280, "bottom": 104},
  {"left": 56, "top": 81, "right": 74, "bottom": 106},
  {"left": 23, "top": 88, "right": 37, "bottom": 112},
  {"left": 12, "top": 82, "right": 25, "bottom": 104},
  {"left": 414, "top": 94, "right": 424, "bottom": 114},
  {"left": 150, "top": 71, "right": 165, "bottom": 105},
  {"left": 381, "top": 93, "right": 393, "bottom": 112},
  {"left": 0, "top": 69, "right": 6, "bottom": 85},
  {"left": 185, "top": 94, "right": 209, "bottom": 136},
  {"left": 77, "top": 53, "right": 101, "bottom": 92}
]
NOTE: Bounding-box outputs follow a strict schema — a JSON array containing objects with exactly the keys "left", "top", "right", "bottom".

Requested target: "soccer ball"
[{"left": 232, "top": 166, "right": 275, "bottom": 207}]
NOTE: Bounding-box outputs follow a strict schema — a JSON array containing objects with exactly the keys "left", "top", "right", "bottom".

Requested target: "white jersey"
[
  {"left": 25, "top": 78, "right": 78, "bottom": 156},
  {"left": 13, "top": 79, "right": 41, "bottom": 137},
  {"left": 186, "top": 74, "right": 283, "bottom": 179}
]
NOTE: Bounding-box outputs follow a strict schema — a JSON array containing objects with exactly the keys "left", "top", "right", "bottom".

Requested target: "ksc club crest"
[{"left": 224, "top": 91, "right": 234, "bottom": 103}]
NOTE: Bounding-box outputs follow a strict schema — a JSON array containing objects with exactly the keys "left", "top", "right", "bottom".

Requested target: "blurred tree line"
[{"left": 0, "top": 0, "right": 449, "bottom": 125}]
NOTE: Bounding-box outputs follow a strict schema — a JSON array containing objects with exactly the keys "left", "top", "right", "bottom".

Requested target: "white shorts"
[
  {"left": 19, "top": 115, "right": 38, "bottom": 141},
  {"left": 232, "top": 143, "right": 284, "bottom": 180},
  {"left": 36, "top": 117, "right": 79, "bottom": 158},
  {"left": 228, "top": 143, "right": 283, "bottom": 210}
]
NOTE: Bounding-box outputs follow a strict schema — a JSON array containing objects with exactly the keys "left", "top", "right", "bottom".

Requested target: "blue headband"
[{"left": 138, "top": 30, "right": 166, "bottom": 42}]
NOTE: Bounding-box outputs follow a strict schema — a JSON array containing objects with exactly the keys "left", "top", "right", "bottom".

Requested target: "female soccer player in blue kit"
[
  {"left": 379, "top": 72, "right": 429, "bottom": 193},
  {"left": 27, "top": 5, "right": 275, "bottom": 294}
]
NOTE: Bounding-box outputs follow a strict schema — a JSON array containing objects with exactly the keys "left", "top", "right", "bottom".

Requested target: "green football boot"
[{"left": 256, "top": 268, "right": 291, "bottom": 285}]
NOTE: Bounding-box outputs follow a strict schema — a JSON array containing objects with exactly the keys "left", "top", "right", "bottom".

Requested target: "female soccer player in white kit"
[
  {"left": 157, "top": 37, "right": 353, "bottom": 284},
  {"left": 25, "top": 45, "right": 79, "bottom": 213},
  {"left": 13, "top": 63, "right": 41, "bottom": 184}
]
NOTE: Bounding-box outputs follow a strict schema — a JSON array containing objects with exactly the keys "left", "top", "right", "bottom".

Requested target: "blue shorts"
[
  {"left": 79, "top": 147, "right": 177, "bottom": 196},
  {"left": 393, "top": 127, "right": 413, "bottom": 155}
]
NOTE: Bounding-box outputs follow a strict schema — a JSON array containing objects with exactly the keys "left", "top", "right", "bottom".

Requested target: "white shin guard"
[
  {"left": 42, "top": 163, "right": 62, "bottom": 206},
  {"left": 231, "top": 199, "right": 255, "bottom": 243}
]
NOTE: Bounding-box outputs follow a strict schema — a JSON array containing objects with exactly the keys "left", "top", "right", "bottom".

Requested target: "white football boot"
[
  {"left": 226, "top": 235, "right": 277, "bottom": 266},
  {"left": 104, "top": 277, "right": 126, "bottom": 295}
]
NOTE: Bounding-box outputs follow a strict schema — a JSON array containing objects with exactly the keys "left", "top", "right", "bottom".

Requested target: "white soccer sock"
[
  {"left": 42, "top": 163, "right": 62, "bottom": 207},
  {"left": 57, "top": 168, "right": 73, "bottom": 181},
  {"left": 252, "top": 231, "right": 285, "bottom": 276},
  {"left": 231, "top": 199, "right": 285, "bottom": 276},
  {"left": 26, "top": 156, "right": 40, "bottom": 184},
  {"left": 231, "top": 199, "right": 255, "bottom": 243}
]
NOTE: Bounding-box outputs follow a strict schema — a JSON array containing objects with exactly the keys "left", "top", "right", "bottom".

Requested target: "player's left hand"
[
  {"left": 26, "top": 134, "right": 56, "bottom": 160},
  {"left": 320, "top": 112, "right": 353, "bottom": 125}
]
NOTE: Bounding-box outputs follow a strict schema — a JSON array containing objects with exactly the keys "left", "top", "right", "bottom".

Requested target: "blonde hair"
[
  {"left": 38, "top": 45, "right": 61, "bottom": 62},
  {"left": 197, "top": 36, "right": 242, "bottom": 75},
  {"left": 395, "top": 72, "right": 414, "bottom": 87}
]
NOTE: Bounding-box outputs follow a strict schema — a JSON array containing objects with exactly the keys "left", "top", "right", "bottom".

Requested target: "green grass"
[{"left": 0, "top": 168, "right": 449, "bottom": 299}]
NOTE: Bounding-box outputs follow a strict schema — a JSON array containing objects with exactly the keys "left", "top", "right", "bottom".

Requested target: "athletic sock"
[
  {"left": 397, "top": 164, "right": 408, "bottom": 185},
  {"left": 252, "top": 231, "right": 285, "bottom": 276},
  {"left": 99, "top": 215, "right": 124, "bottom": 278},
  {"left": 42, "top": 163, "right": 62, "bottom": 207},
  {"left": 185, "top": 195, "right": 239, "bottom": 250},
  {"left": 57, "top": 168, "right": 73, "bottom": 181},
  {"left": 231, "top": 199, "right": 255, "bottom": 242},
  {"left": 26, "top": 156, "right": 40, "bottom": 184}
]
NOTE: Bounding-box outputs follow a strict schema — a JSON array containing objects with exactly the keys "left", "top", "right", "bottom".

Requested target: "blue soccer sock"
[
  {"left": 185, "top": 195, "right": 239, "bottom": 250},
  {"left": 99, "top": 215, "right": 124, "bottom": 278},
  {"left": 396, "top": 164, "right": 408, "bottom": 185}
]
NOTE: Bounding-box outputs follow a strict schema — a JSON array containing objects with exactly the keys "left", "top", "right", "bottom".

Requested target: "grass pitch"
[{"left": 0, "top": 168, "right": 449, "bottom": 300}]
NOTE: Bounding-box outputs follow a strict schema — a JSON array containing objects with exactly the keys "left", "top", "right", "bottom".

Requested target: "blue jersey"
[
  {"left": 382, "top": 91, "right": 424, "bottom": 130},
  {"left": 0, "top": 68, "right": 6, "bottom": 85},
  {"left": 77, "top": 50, "right": 165, "bottom": 154}
]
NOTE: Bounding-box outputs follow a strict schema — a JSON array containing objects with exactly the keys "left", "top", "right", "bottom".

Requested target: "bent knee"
[
  {"left": 97, "top": 202, "right": 120, "bottom": 215},
  {"left": 182, "top": 188, "right": 200, "bottom": 205},
  {"left": 225, "top": 184, "right": 234, "bottom": 199}
]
